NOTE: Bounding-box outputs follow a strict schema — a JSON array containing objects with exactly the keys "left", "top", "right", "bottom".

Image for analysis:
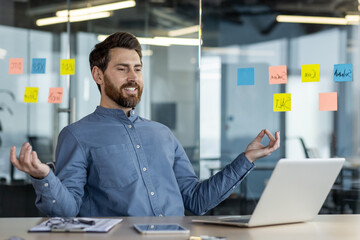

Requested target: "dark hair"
[{"left": 89, "top": 32, "right": 142, "bottom": 92}]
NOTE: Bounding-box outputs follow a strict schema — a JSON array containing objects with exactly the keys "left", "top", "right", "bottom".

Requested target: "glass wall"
[
  {"left": 0, "top": 0, "right": 200, "bottom": 216},
  {"left": 200, "top": 1, "right": 360, "bottom": 214},
  {"left": 1, "top": 0, "right": 360, "bottom": 217}
]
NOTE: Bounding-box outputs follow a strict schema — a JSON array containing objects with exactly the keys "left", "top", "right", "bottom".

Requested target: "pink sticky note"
[
  {"left": 48, "top": 87, "right": 63, "bottom": 103},
  {"left": 269, "top": 65, "right": 287, "bottom": 84},
  {"left": 9, "top": 58, "right": 23, "bottom": 74},
  {"left": 319, "top": 92, "right": 337, "bottom": 111}
]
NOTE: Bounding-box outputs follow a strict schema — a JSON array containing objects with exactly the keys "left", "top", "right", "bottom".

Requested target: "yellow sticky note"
[
  {"left": 269, "top": 65, "right": 287, "bottom": 84},
  {"left": 48, "top": 87, "right": 63, "bottom": 103},
  {"left": 319, "top": 92, "right": 337, "bottom": 111},
  {"left": 273, "top": 93, "right": 291, "bottom": 112},
  {"left": 301, "top": 64, "right": 320, "bottom": 82},
  {"left": 9, "top": 58, "right": 23, "bottom": 74},
  {"left": 60, "top": 59, "right": 75, "bottom": 75},
  {"left": 24, "top": 87, "right": 39, "bottom": 103}
]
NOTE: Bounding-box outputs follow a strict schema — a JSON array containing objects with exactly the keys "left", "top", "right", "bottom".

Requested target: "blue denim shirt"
[{"left": 31, "top": 106, "right": 254, "bottom": 217}]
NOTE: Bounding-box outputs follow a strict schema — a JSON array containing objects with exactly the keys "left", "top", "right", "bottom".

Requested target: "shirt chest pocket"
[{"left": 90, "top": 144, "right": 139, "bottom": 188}]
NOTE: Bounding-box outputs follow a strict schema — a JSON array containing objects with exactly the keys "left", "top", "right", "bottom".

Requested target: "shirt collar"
[{"left": 94, "top": 106, "right": 138, "bottom": 123}]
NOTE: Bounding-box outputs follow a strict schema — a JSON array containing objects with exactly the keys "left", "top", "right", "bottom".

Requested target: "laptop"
[{"left": 193, "top": 158, "right": 345, "bottom": 227}]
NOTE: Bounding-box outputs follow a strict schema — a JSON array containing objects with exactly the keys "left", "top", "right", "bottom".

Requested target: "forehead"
[{"left": 108, "top": 47, "right": 141, "bottom": 65}]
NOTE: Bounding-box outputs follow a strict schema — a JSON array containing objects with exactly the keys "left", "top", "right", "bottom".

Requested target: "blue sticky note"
[
  {"left": 334, "top": 63, "right": 352, "bottom": 82},
  {"left": 31, "top": 58, "right": 46, "bottom": 74},
  {"left": 237, "top": 68, "right": 255, "bottom": 86}
]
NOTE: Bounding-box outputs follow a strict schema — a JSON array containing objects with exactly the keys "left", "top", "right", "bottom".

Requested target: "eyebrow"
[{"left": 114, "top": 63, "right": 142, "bottom": 68}]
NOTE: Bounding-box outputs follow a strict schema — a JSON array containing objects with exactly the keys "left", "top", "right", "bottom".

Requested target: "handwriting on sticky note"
[
  {"left": 48, "top": 88, "right": 63, "bottom": 103},
  {"left": 60, "top": 59, "right": 75, "bottom": 75},
  {"left": 9, "top": 58, "right": 23, "bottom": 74},
  {"left": 319, "top": 92, "right": 337, "bottom": 111},
  {"left": 32, "top": 58, "right": 46, "bottom": 74},
  {"left": 273, "top": 93, "right": 291, "bottom": 112},
  {"left": 269, "top": 65, "right": 287, "bottom": 84},
  {"left": 24, "top": 87, "right": 39, "bottom": 103},
  {"left": 301, "top": 64, "right": 320, "bottom": 82},
  {"left": 334, "top": 64, "right": 352, "bottom": 82}
]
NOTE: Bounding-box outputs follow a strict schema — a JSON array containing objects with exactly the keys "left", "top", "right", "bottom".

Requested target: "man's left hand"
[{"left": 245, "top": 129, "right": 280, "bottom": 163}]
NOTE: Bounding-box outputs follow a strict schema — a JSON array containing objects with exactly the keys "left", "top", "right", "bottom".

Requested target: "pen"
[{"left": 78, "top": 219, "right": 96, "bottom": 225}]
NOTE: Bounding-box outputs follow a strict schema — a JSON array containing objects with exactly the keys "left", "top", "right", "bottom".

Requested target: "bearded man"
[{"left": 10, "top": 32, "right": 280, "bottom": 217}]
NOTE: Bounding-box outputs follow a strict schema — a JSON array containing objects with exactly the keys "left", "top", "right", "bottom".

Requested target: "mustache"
[{"left": 121, "top": 82, "right": 140, "bottom": 89}]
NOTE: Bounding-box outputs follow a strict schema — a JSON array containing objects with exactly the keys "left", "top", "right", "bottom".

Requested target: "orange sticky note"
[
  {"left": 269, "top": 65, "right": 287, "bottom": 84},
  {"left": 302, "top": 64, "right": 320, "bottom": 82},
  {"left": 24, "top": 87, "right": 39, "bottom": 103},
  {"left": 60, "top": 59, "right": 75, "bottom": 75},
  {"left": 319, "top": 92, "right": 337, "bottom": 111},
  {"left": 48, "top": 87, "right": 63, "bottom": 103},
  {"left": 9, "top": 58, "right": 23, "bottom": 74}
]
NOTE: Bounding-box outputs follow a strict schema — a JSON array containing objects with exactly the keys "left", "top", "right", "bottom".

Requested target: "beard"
[{"left": 103, "top": 75, "right": 143, "bottom": 109}]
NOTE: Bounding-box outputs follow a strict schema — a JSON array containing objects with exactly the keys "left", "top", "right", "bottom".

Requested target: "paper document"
[{"left": 29, "top": 218, "right": 122, "bottom": 233}]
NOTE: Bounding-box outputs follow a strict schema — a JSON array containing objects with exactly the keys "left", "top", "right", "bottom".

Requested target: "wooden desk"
[{"left": 1, "top": 215, "right": 359, "bottom": 240}]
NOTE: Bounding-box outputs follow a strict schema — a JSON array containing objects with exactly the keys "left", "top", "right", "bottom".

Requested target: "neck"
[{"left": 100, "top": 99, "right": 132, "bottom": 117}]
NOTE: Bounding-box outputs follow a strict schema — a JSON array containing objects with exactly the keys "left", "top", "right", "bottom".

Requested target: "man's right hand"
[{"left": 10, "top": 142, "right": 50, "bottom": 179}]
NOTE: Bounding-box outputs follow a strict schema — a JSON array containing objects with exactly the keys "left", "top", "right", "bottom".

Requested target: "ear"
[{"left": 92, "top": 66, "right": 104, "bottom": 86}]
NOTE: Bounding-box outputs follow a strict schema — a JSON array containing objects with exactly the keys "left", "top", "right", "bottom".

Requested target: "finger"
[
  {"left": 23, "top": 145, "right": 33, "bottom": 167},
  {"left": 10, "top": 146, "right": 20, "bottom": 168},
  {"left": 264, "top": 129, "right": 276, "bottom": 142},
  {"left": 30, "top": 151, "right": 41, "bottom": 169},
  {"left": 19, "top": 142, "right": 29, "bottom": 161},
  {"left": 254, "top": 129, "right": 266, "bottom": 141},
  {"left": 266, "top": 135, "right": 281, "bottom": 152},
  {"left": 275, "top": 131, "right": 280, "bottom": 148}
]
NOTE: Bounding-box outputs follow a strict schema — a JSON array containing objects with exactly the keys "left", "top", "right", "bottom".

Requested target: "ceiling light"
[
  {"left": 276, "top": 15, "right": 347, "bottom": 25},
  {"left": 56, "top": 0, "right": 136, "bottom": 17},
  {"left": 152, "top": 37, "right": 199, "bottom": 46},
  {"left": 168, "top": 25, "right": 199, "bottom": 37},
  {"left": 345, "top": 14, "right": 360, "bottom": 24},
  {"left": 98, "top": 35, "right": 200, "bottom": 46},
  {"left": 36, "top": 12, "right": 112, "bottom": 26}
]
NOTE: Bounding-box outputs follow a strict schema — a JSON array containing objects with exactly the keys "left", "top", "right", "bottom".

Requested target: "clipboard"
[{"left": 29, "top": 218, "right": 122, "bottom": 233}]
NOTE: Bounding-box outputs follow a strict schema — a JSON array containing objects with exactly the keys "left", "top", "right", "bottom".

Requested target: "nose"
[{"left": 127, "top": 68, "right": 138, "bottom": 81}]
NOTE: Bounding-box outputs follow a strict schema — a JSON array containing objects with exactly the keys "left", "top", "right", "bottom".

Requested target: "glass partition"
[
  {"left": 200, "top": 1, "right": 360, "bottom": 215},
  {"left": 1, "top": 0, "right": 360, "bottom": 217},
  {"left": 0, "top": 0, "right": 200, "bottom": 216}
]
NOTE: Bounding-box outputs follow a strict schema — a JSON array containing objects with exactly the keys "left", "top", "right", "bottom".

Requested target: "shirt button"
[
  {"left": 136, "top": 145, "right": 140, "bottom": 149},
  {"left": 233, "top": 186, "right": 236, "bottom": 189},
  {"left": 150, "top": 192, "right": 155, "bottom": 196},
  {"left": 52, "top": 200, "right": 56, "bottom": 203},
  {"left": 132, "top": 111, "right": 135, "bottom": 115},
  {"left": 128, "top": 125, "right": 132, "bottom": 128},
  {"left": 159, "top": 214, "right": 163, "bottom": 217},
  {"left": 44, "top": 183, "right": 49, "bottom": 187},
  {"left": 143, "top": 167, "right": 147, "bottom": 172}
]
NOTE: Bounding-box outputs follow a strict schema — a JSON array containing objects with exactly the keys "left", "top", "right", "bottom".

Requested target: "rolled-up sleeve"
[
  {"left": 31, "top": 128, "right": 88, "bottom": 217},
  {"left": 174, "top": 137, "right": 254, "bottom": 215}
]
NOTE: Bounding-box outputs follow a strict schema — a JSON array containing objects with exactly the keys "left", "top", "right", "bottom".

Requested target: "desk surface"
[{"left": 1, "top": 215, "right": 359, "bottom": 240}]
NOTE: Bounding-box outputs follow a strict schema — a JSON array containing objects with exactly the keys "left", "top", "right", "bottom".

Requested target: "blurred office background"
[{"left": 0, "top": 0, "right": 359, "bottom": 216}]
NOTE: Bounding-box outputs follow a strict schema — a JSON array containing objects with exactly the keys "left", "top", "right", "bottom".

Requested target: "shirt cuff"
[
  {"left": 31, "top": 170, "right": 57, "bottom": 195},
  {"left": 230, "top": 152, "right": 255, "bottom": 176}
]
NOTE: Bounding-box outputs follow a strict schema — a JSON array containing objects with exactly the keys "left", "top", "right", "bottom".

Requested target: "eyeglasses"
[{"left": 45, "top": 217, "right": 95, "bottom": 230}]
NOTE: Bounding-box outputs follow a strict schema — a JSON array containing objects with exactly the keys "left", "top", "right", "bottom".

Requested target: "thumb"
[{"left": 30, "top": 151, "right": 41, "bottom": 168}]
